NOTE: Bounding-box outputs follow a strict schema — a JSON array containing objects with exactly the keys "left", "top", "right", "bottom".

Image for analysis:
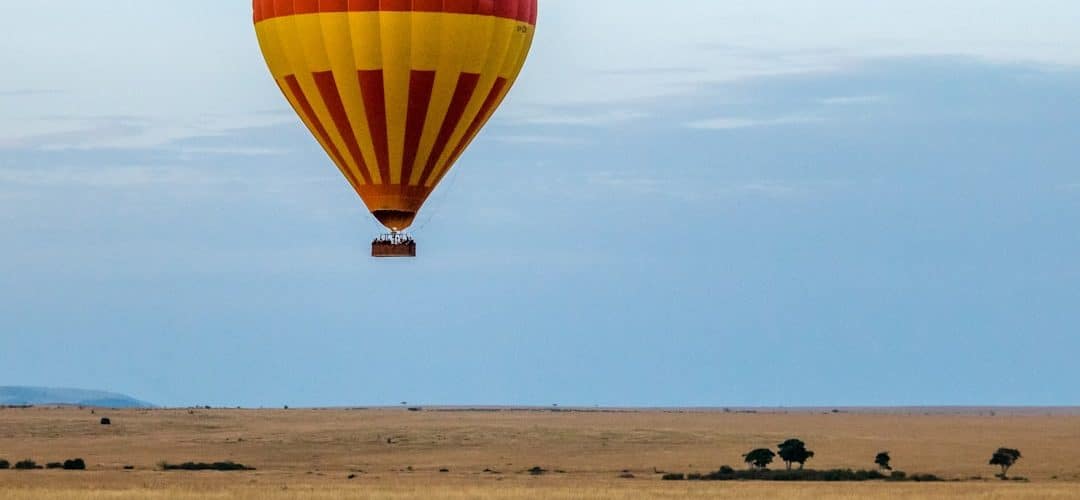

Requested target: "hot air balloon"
[{"left": 253, "top": 0, "right": 537, "bottom": 257}]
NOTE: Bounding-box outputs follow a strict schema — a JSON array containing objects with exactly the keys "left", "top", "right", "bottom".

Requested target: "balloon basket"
[{"left": 372, "top": 233, "right": 417, "bottom": 258}]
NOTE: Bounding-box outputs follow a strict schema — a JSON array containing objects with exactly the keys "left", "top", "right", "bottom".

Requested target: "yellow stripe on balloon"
[
  {"left": 409, "top": 14, "right": 469, "bottom": 186},
  {"left": 378, "top": 12, "right": 411, "bottom": 185},
  {"left": 424, "top": 18, "right": 533, "bottom": 187},
  {"left": 318, "top": 11, "right": 382, "bottom": 184},
  {"left": 276, "top": 14, "right": 366, "bottom": 187}
]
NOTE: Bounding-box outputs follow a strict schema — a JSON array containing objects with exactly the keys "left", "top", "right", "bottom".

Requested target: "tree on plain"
[
  {"left": 743, "top": 448, "right": 776, "bottom": 470},
  {"left": 874, "top": 452, "right": 892, "bottom": 471},
  {"left": 777, "top": 438, "right": 815, "bottom": 470},
  {"left": 989, "top": 448, "right": 1022, "bottom": 478}
]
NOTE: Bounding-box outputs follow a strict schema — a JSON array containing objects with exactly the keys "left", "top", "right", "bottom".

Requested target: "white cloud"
[
  {"left": 512, "top": 0, "right": 1080, "bottom": 108},
  {"left": 3, "top": 1, "right": 1079, "bottom": 149},
  {"left": 0, "top": 164, "right": 334, "bottom": 192},
  {"left": 491, "top": 135, "right": 585, "bottom": 145},
  {"left": 175, "top": 146, "right": 290, "bottom": 156},
  {"left": 820, "top": 95, "right": 889, "bottom": 106},
  {"left": 502, "top": 109, "right": 649, "bottom": 127},
  {"left": 0, "top": 113, "right": 296, "bottom": 151},
  {"left": 582, "top": 171, "right": 850, "bottom": 202},
  {"left": 686, "top": 115, "right": 823, "bottom": 130},
  {"left": 0, "top": 165, "right": 214, "bottom": 188}
]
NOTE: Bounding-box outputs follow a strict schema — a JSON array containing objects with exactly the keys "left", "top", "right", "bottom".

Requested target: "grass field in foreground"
[
  {"left": 2, "top": 483, "right": 1080, "bottom": 500},
  {"left": 1, "top": 406, "right": 1078, "bottom": 498}
]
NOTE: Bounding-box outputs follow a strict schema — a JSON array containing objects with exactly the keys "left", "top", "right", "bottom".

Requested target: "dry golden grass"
[
  {"left": 1, "top": 407, "right": 1078, "bottom": 498},
  {"left": 2, "top": 483, "right": 1080, "bottom": 500}
]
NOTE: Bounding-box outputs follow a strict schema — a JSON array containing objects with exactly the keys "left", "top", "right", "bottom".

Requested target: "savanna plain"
[{"left": 1, "top": 407, "right": 1079, "bottom": 499}]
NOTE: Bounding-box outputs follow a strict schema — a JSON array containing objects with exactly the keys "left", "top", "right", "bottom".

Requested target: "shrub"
[
  {"left": 743, "top": 448, "right": 776, "bottom": 470},
  {"left": 701, "top": 468, "right": 736, "bottom": 480},
  {"left": 661, "top": 473, "right": 685, "bottom": 481},
  {"left": 888, "top": 471, "right": 907, "bottom": 481},
  {"left": 777, "top": 439, "right": 815, "bottom": 470},
  {"left": 63, "top": 459, "right": 86, "bottom": 470},
  {"left": 990, "top": 448, "right": 1022, "bottom": 478},
  {"left": 14, "top": 460, "right": 41, "bottom": 470},
  {"left": 527, "top": 466, "right": 546, "bottom": 476},
  {"left": 100, "top": 418, "right": 111, "bottom": 425},
  {"left": 855, "top": 470, "right": 879, "bottom": 480},
  {"left": 662, "top": 468, "right": 925, "bottom": 482},
  {"left": 0, "top": 459, "right": 9, "bottom": 470},
  {"left": 875, "top": 452, "right": 892, "bottom": 471},
  {"left": 909, "top": 473, "right": 943, "bottom": 482},
  {"left": 46, "top": 462, "right": 63, "bottom": 469},
  {"left": 160, "top": 461, "right": 254, "bottom": 471}
]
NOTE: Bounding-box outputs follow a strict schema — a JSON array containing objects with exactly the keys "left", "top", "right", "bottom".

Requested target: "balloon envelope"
[{"left": 254, "top": 0, "right": 537, "bottom": 231}]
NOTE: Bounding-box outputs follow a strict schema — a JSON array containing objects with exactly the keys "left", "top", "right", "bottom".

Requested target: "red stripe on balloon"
[
  {"left": 402, "top": 70, "right": 436, "bottom": 185},
  {"left": 321, "top": 0, "right": 349, "bottom": 11},
  {"left": 271, "top": 0, "right": 294, "bottom": 17},
  {"left": 313, "top": 71, "right": 375, "bottom": 185},
  {"left": 358, "top": 69, "right": 391, "bottom": 184},
  {"left": 417, "top": 73, "right": 480, "bottom": 186},
  {"left": 445, "top": 77, "right": 508, "bottom": 174},
  {"left": 282, "top": 75, "right": 364, "bottom": 190}
]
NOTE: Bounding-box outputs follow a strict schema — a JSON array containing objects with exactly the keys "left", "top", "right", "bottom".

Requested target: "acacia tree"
[
  {"left": 990, "top": 448, "right": 1022, "bottom": 478},
  {"left": 743, "top": 448, "right": 776, "bottom": 470},
  {"left": 777, "top": 439, "right": 815, "bottom": 470},
  {"left": 874, "top": 452, "right": 892, "bottom": 471}
]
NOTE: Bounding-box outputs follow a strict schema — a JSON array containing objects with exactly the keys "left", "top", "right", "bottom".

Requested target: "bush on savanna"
[
  {"left": 46, "top": 462, "right": 63, "bottom": 469},
  {"left": 0, "top": 459, "right": 9, "bottom": 470},
  {"left": 908, "top": 473, "right": 944, "bottom": 482},
  {"left": 882, "top": 471, "right": 941, "bottom": 482},
  {"left": 743, "top": 448, "right": 776, "bottom": 470},
  {"left": 990, "top": 448, "right": 1022, "bottom": 478},
  {"left": 875, "top": 452, "right": 892, "bottom": 471},
  {"left": 777, "top": 439, "right": 815, "bottom": 470},
  {"left": 63, "top": 459, "right": 86, "bottom": 470},
  {"left": 100, "top": 418, "right": 111, "bottom": 425},
  {"left": 664, "top": 467, "right": 944, "bottom": 482},
  {"left": 160, "top": 461, "right": 254, "bottom": 471},
  {"left": 14, "top": 459, "right": 42, "bottom": 470}
]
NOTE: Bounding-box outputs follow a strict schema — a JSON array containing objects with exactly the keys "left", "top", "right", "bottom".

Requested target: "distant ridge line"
[{"left": 0, "top": 386, "right": 154, "bottom": 409}]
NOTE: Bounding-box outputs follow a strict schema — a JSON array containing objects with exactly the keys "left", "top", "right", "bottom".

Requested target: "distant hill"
[{"left": 0, "top": 386, "right": 154, "bottom": 408}]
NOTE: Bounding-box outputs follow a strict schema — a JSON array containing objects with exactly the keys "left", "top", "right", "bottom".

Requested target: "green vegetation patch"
[
  {"left": 661, "top": 467, "right": 943, "bottom": 482},
  {"left": 160, "top": 461, "right": 255, "bottom": 471}
]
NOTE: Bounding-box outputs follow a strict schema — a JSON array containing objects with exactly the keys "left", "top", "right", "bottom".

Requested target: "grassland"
[{"left": 1, "top": 406, "right": 1078, "bottom": 498}]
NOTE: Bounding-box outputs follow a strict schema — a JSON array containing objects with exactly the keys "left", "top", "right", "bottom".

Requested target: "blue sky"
[{"left": 1, "top": 1, "right": 1078, "bottom": 408}]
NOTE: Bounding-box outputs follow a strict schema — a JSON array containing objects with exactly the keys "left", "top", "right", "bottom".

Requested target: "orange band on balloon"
[{"left": 254, "top": 0, "right": 537, "bottom": 25}]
